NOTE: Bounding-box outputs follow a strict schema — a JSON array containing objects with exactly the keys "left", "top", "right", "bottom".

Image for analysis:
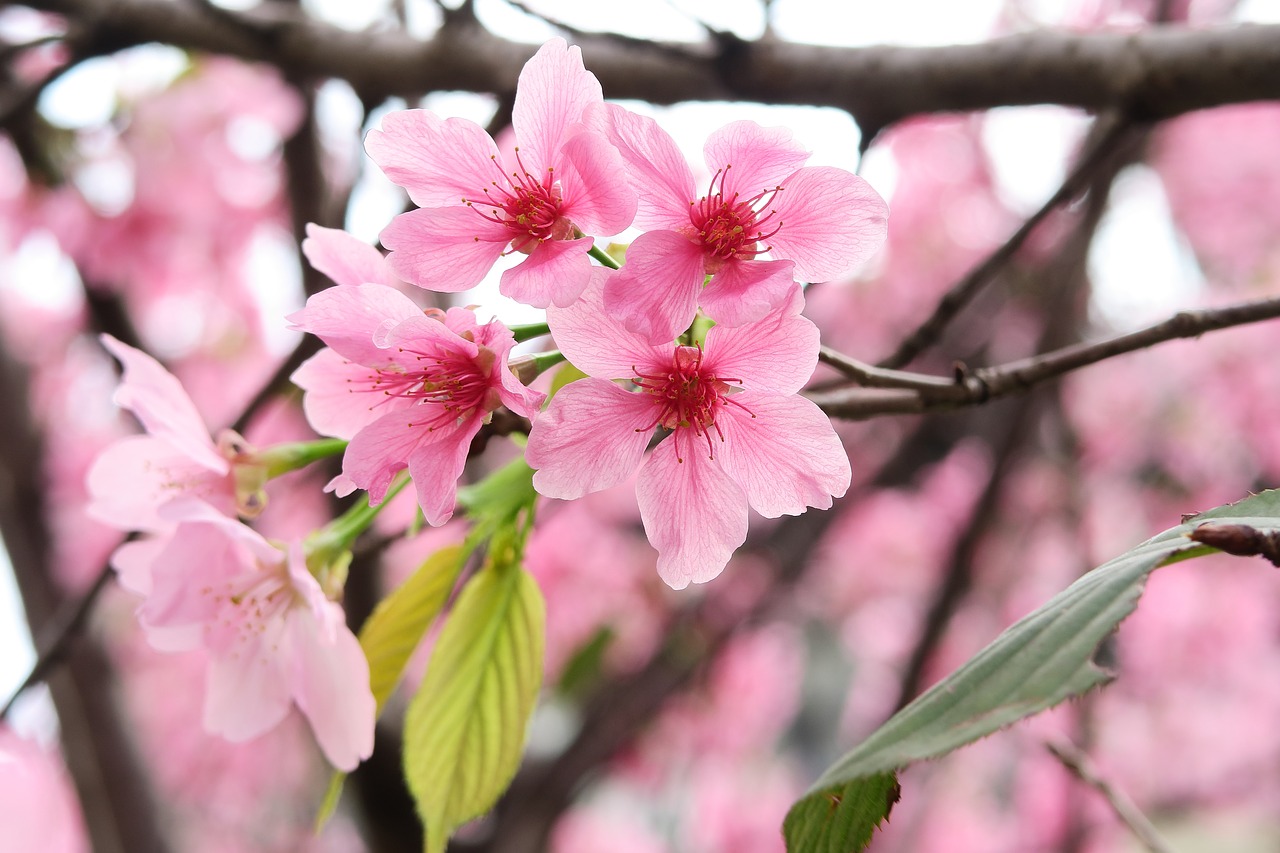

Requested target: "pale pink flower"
[
  {"left": 365, "top": 38, "right": 636, "bottom": 308},
  {"left": 111, "top": 499, "right": 375, "bottom": 771},
  {"left": 526, "top": 269, "right": 850, "bottom": 588},
  {"left": 0, "top": 726, "right": 89, "bottom": 853},
  {"left": 288, "top": 284, "right": 544, "bottom": 524},
  {"left": 596, "top": 106, "right": 889, "bottom": 343},
  {"left": 86, "top": 334, "right": 263, "bottom": 531}
]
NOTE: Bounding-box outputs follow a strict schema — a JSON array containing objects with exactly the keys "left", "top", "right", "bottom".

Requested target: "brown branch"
[
  {"left": 877, "top": 118, "right": 1140, "bottom": 369},
  {"left": 813, "top": 293, "right": 1280, "bottom": 420},
  {"left": 1046, "top": 738, "right": 1175, "bottom": 853},
  {"left": 14, "top": 0, "right": 1280, "bottom": 126}
]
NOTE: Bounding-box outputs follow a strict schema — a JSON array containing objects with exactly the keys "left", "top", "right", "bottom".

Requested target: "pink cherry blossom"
[
  {"left": 364, "top": 38, "right": 636, "bottom": 308},
  {"left": 0, "top": 726, "right": 89, "bottom": 853},
  {"left": 86, "top": 334, "right": 263, "bottom": 531},
  {"left": 288, "top": 284, "right": 544, "bottom": 524},
  {"left": 526, "top": 269, "right": 850, "bottom": 588},
  {"left": 597, "top": 106, "right": 889, "bottom": 343},
  {"left": 110, "top": 499, "right": 375, "bottom": 771}
]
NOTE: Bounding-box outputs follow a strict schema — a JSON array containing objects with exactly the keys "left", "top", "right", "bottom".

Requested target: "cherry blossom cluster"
[
  {"left": 85, "top": 37, "right": 886, "bottom": 770},
  {"left": 297, "top": 37, "right": 887, "bottom": 587}
]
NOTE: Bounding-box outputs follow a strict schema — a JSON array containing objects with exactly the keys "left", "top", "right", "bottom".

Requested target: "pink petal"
[
  {"left": 291, "top": 348, "right": 408, "bottom": 440},
  {"left": 341, "top": 410, "right": 431, "bottom": 503},
  {"left": 527, "top": 379, "right": 655, "bottom": 499},
  {"left": 767, "top": 166, "right": 889, "bottom": 282},
  {"left": 698, "top": 259, "right": 797, "bottom": 329},
  {"left": 603, "top": 230, "right": 704, "bottom": 345},
  {"left": 364, "top": 110, "right": 503, "bottom": 207},
  {"left": 86, "top": 435, "right": 236, "bottom": 531},
  {"left": 473, "top": 320, "right": 546, "bottom": 417},
  {"left": 286, "top": 602, "right": 375, "bottom": 771},
  {"left": 714, "top": 391, "right": 850, "bottom": 517},
  {"left": 287, "top": 283, "right": 423, "bottom": 366},
  {"left": 202, "top": 619, "right": 293, "bottom": 742},
  {"left": 109, "top": 537, "right": 164, "bottom": 597},
  {"left": 557, "top": 131, "right": 637, "bottom": 236},
  {"left": 511, "top": 38, "right": 602, "bottom": 175},
  {"left": 600, "top": 103, "right": 696, "bottom": 231},
  {"left": 381, "top": 206, "right": 510, "bottom": 293},
  {"left": 635, "top": 438, "right": 748, "bottom": 589},
  {"left": 100, "top": 335, "right": 226, "bottom": 474},
  {"left": 703, "top": 120, "right": 809, "bottom": 201},
  {"left": 500, "top": 236, "right": 593, "bottom": 308},
  {"left": 546, "top": 267, "right": 671, "bottom": 379},
  {"left": 301, "top": 223, "right": 399, "bottom": 287},
  {"left": 703, "top": 286, "right": 818, "bottom": 395},
  {"left": 406, "top": 422, "right": 479, "bottom": 526}
]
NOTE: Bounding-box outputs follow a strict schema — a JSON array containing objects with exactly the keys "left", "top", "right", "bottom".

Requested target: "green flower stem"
[
  {"left": 311, "top": 472, "right": 411, "bottom": 556},
  {"left": 256, "top": 438, "right": 349, "bottom": 479},
  {"left": 531, "top": 350, "right": 566, "bottom": 374},
  {"left": 510, "top": 322, "right": 550, "bottom": 342},
  {"left": 588, "top": 244, "right": 621, "bottom": 270}
]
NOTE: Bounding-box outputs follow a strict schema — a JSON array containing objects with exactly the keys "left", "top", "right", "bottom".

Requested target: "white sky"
[{"left": 5, "top": 0, "right": 1278, "bottom": 732}]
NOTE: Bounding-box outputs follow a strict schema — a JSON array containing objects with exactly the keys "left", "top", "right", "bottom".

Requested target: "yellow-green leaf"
[
  {"left": 362, "top": 545, "right": 468, "bottom": 714},
  {"left": 403, "top": 561, "right": 545, "bottom": 853}
]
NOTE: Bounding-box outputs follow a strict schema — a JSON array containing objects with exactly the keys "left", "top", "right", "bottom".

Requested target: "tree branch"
[
  {"left": 16, "top": 0, "right": 1280, "bottom": 127},
  {"left": 876, "top": 117, "right": 1141, "bottom": 369},
  {"left": 812, "top": 294, "right": 1280, "bottom": 420},
  {"left": 1046, "top": 738, "right": 1175, "bottom": 853}
]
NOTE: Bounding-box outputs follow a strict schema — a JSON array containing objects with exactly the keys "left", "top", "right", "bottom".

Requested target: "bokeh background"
[{"left": 3, "top": 1, "right": 1280, "bottom": 851}]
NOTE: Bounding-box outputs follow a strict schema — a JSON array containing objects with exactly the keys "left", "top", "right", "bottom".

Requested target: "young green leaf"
[
  {"left": 783, "top": 488, "right": 1280, "bottom": 852},
  {"left": 402, "top": 560, "right": 546, "bottom": 853},
  {"left": 314, "top": 545, "right": 468, "bottom": 828}
]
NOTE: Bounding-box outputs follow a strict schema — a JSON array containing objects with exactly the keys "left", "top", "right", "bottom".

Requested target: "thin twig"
[
  {"left": 878, "top": 118, "right": 1138, "bottom": 369},
  {"left": 1046, "top": 738, "right": 1175, "bottom": 853},
  {"left": 813, "top": 293, "right": 1280, "bottom": 420}
]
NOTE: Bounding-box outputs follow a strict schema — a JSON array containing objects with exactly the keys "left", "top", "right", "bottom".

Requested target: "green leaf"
[
  {"left": 362, "top": 545, "right": 468, "bottom": 715},
  {"left": 314, "top": 545, "right": 468, "bottom": 829},
  {"left": 403, "top": 560, "right": 546, "bottom": 853},
  {"left": 783, "top": 488, "right": 1280, "bottom": 852},
  {"left": 548, "top": 361, "right": 587, "bottom": 399}
]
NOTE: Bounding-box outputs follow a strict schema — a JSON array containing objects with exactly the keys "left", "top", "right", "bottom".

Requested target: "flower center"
[
  {"left": 462, "top": 147, "right": 573, "bottom": 254},
  {"left": 632, "top": 345, "right": 744, "bottom": 461},
  {"left": 687, "top": 165, "right": 784, "bottom": 274},
  {"left": 356, "top": 335, "right": 500, "bottom": 431}
]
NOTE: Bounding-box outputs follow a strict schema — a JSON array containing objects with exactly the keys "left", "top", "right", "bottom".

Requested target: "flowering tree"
[{"left": 3, "top": 2, "right": 1280, "bottom": 852}]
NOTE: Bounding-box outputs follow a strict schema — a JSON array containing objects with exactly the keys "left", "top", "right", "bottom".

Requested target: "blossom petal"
[
  {"left": 715, "top": 390, "right": 851, "bottom": 517},
  {"left": 302, "top": 223, "right": 398, "bottom": 287},
  {"left": 635, "top": 438, "right": 747, "bottom": 589},
  {"left": 703, "top": 120, "right": 809, "bottom": 201},
  {"left": 767, "top": 166, "right": 889, "bottom": 282},
  {"left": 527, "top": 379, "right": 654, "bottom": 499},
  {"left": 558, "top": 131, "right": 637, "bottom": 236},
  {"left": 381, "top": 206, "right": 511, "bottom": 293},
  {"left": 100, "top": 335, "right": 226, "bottom": 474},
  {"left": 340, "top": 409, "right": 429, "bottom": 504},
  {"left": 512, "top": 38, "right": 602, "bottom": 175},
  {"left": 698, "top": 259, "right": 797, "bottom": 329},
  {"left": 546, "top": 267, "right": 670, "bottom": 379},
  {"left": 86, "top": 435, "right": 236, "bottom": 531},
  {"left": 406, "top": 422, "right": 479, "bottom": 526},
  {"left": 365, "top": 110, "right": 502, "bottom": 207},
  {"left": 203, "top": 618, "right": 293, "bottom": 742},
  {"left": 703, "top": 286, "right": 818, "bottom": 395},
  {"left": 603, "top": 229, "right": 704, "bottom": 345},
  {"left": 500, "top": 236, "right": 593, "bottom": 308},
  {"left": 286, "top": 602, "right": 375, "bottom": 771},
  {"left": 600, "top": 103, "right": 695, "bottom": 230},
  {"left": 287, "top": 283, "right": 423, "bottom": 366},
  {"left": 291, "top": 348, "right": 408, "bottom": 440}
]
